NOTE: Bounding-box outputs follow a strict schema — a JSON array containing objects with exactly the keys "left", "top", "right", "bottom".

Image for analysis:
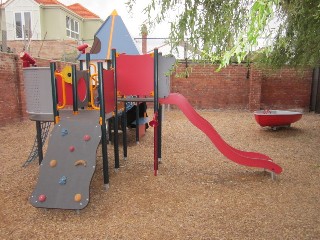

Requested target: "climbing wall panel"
[{"left": 29, "top": 110, "right": 101, "bottom": 210}]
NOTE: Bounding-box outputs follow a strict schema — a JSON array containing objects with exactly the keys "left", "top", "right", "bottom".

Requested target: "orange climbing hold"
[
  {"left": 74, "top": 194, "right": 82, "bottom": 202},
  {"left": 49, "top": 159, "right": 57, "bottom": 167}
]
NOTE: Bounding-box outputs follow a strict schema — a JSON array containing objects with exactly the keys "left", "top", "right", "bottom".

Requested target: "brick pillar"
[
  {"left": 249, "top": 65, "right": 262, "bottom": 111},
  {"left": 15, "top": 55, "right": 27, "bottom": 120},
  {"left": 141, "top": 24, "right": 148, "bottom": 54}
]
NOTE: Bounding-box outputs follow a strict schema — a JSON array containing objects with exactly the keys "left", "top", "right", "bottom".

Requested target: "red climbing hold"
[
  {"left": 69, "top": 146, "right": 75, "bottom": 152},
  {"left": 38, "top": 194, "right": 46, "bottom": 202},
  {"left": 83, "top": 135, "right": 91, "bottom": 141},
  {"left": 149, "top": 119, "right": 158, "bottom": 127}
]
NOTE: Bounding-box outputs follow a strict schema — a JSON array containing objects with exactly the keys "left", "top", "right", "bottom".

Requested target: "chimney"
[{"left": 141, "top": 24, "right": 148, "bottom": 54}]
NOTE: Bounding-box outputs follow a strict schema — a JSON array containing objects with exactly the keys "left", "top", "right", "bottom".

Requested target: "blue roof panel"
[{"left": 78, "top": 12, "right": 139, "bottom": 61}]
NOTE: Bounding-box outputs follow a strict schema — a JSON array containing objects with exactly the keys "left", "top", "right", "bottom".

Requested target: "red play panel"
[
  {"left": 103, "top": 69, "right": 115, "bottom": 114},
  {"left": 56, "top": 75, "right": 87, "bottom": 106},
  {"left": 56, "top": 74, "right": 72, "bottom": 106},
  {"left": 116, "top": 54, "right": 154, "bottom": 96}
]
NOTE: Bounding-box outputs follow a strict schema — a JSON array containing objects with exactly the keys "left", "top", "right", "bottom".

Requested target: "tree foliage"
[{"left": 127, "top": 0, "right": 320, "bottom": 69}]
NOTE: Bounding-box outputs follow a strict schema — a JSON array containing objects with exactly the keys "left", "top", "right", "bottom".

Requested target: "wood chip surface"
[{"left": 0, "top": 109, "right": 319, "bottom": 240}]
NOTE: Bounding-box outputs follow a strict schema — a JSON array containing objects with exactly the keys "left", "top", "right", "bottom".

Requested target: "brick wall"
[
  {"left": 171, "top": 62, "right": 313, "bottom": 111},
  {"left": 0, "top": 52, "right": 313, "bottom": 126},
  {"left": 171, "top": 62, "right": 250, "bottom": 109},
  {"left": 0, "top": 53, "right": 24, "bottom": 125},
  {"left": 260, "top": 68, "right": 312, "bottom": 110},
  {"left": 248, "top": 66, "right": 262, "bottom": 110},
  {"left": 6, "top": 39, "right": 82, "bottom": 61}
]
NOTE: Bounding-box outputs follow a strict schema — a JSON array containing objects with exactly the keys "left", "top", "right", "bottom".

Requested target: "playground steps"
[{"left": 29, "top": 110, "right": 101, "bottom": 210}]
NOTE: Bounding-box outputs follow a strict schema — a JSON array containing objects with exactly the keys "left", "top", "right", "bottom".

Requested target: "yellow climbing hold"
[
  {"left": 49, "top": 159, "right": 57, "bottom": 167},
  {"left": 74, "top": 194, "right": 82, "bottom": 202},
  {"left": 74, "top": 159, "right": 87, "bottom": 167}
]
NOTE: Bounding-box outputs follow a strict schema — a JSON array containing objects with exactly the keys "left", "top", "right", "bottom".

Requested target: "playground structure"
[
  {"left": 23, "top": 48, "right": 283, "bottom": 210},
  {"left": 22, "top": 10, "right": 282, "bottom": 210},
  {"left": 254, "top": 110, "right": 303, "bottom": 130},
  {"left": 24, "top": 49, "right": 176, "bottom": 209}
]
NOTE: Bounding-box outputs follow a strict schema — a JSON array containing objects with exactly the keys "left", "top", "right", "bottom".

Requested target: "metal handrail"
[{"left": 55, "top": 72, "right": 66, "bottom": 109}]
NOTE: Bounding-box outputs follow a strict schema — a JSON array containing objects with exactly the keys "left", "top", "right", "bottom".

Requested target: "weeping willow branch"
[{"left": 127, "top": 0, "right": 320, "bottom": 69}]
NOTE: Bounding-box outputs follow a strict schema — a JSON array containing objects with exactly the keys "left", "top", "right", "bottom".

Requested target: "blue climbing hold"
[
  {"left": 61, "top": 128, "right": 68, "bottom": 136},
  {"left": 59, "top": 176, "right": 67, "bottom": 185}
]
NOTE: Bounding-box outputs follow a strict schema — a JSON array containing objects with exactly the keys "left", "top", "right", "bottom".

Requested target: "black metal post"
[
  {"left": 107, "top": 60, "right": 112, "bottom": 69},
  {"left": 50, "top": 61, "right": 59, "bottom": 123},
  {"left": 71, "top": 64, "right": 78, "bottom": 113},
  {"left": 154, "top": 49, "right": 159, "bottom": 113},
  {"left": 98, "top": 61, "right": 109, "bottom": 188},
  {"left": 158, "top": 104, "right": 162, "bottom": 162},
  {"left": 122, "top": 102, "right": 127, "bottom": 160},
  {"left": 136, "top": 102, "right": 140, "bottom": 143},
  {"left": 153, "top": 48, "right": 159, "bottom": 175},
  {"left": 107, "top": 119, "right": 112, "bottom": 144},
  {"left": 112, "top": 49, "right": 120, "bottom": 170},
  {"left": 36, "top": 121, "right": 43, "bottom": 165},
  {"left": 85, "top": 53, "right": 91, "bottom": 107},
  {"left": 106, "top": 60, "right": 112, "bottom": 144},
  {"left": 80, "top": 60, "right": 84, "bottom": 70}
]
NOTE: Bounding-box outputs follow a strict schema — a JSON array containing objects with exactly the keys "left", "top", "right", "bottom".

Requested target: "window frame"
[
  {"left": 14, "top": 11, "right": 32, "bottom": 40},
  {"left": 66, "top": 16, "right": 79, "bottom": 40}
]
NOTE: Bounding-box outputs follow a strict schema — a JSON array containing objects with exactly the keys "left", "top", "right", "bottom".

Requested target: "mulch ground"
[{"left": 0, "top": 109, "right": 319, "bottom": 240}]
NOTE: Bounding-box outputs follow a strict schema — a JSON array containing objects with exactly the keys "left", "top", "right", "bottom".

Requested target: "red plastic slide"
[{"left": 159, "top": 93, "right": 282, "bottom": 174}]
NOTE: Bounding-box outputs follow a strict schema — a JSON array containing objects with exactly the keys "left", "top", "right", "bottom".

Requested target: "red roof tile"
[
  {"left": 34, "top": 0, "right": 99, "bottom": 19},
  {"left": 67, "top": 3, "right": 100, "bottom": 19},
  {"left": 34, "top": 0, "right": 62, "bottom": 5}
]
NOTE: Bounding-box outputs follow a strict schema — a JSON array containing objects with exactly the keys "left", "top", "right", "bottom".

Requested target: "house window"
[
  {"left": 15, "top": 12, "right": 32, "bottom": 39},
  {"left": 66, "top": 16, "right": 79, "bottom": 40}
]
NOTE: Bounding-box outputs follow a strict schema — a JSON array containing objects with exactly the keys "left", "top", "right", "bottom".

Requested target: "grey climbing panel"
[{"left": 29, "top": 110, "right": 101, "bottom": 210}]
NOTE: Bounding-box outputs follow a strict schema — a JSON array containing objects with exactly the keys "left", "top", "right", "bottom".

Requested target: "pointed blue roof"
[{"left": 78, "top": 10, "right": 139, "bottom": 61}]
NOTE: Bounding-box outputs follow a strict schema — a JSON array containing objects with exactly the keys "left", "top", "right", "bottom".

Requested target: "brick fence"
[
  {"left": 0, "top": 53, "right": 24, "bottom": 126},
  {"left": 0, "top": 52, "right": 313, "bottom": 126},
  {"left": 5, "top": 40, "right": 80, "bottom": 61},
  {"left": 171, "top": 62, "right": 312, "bottom": 111}
]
